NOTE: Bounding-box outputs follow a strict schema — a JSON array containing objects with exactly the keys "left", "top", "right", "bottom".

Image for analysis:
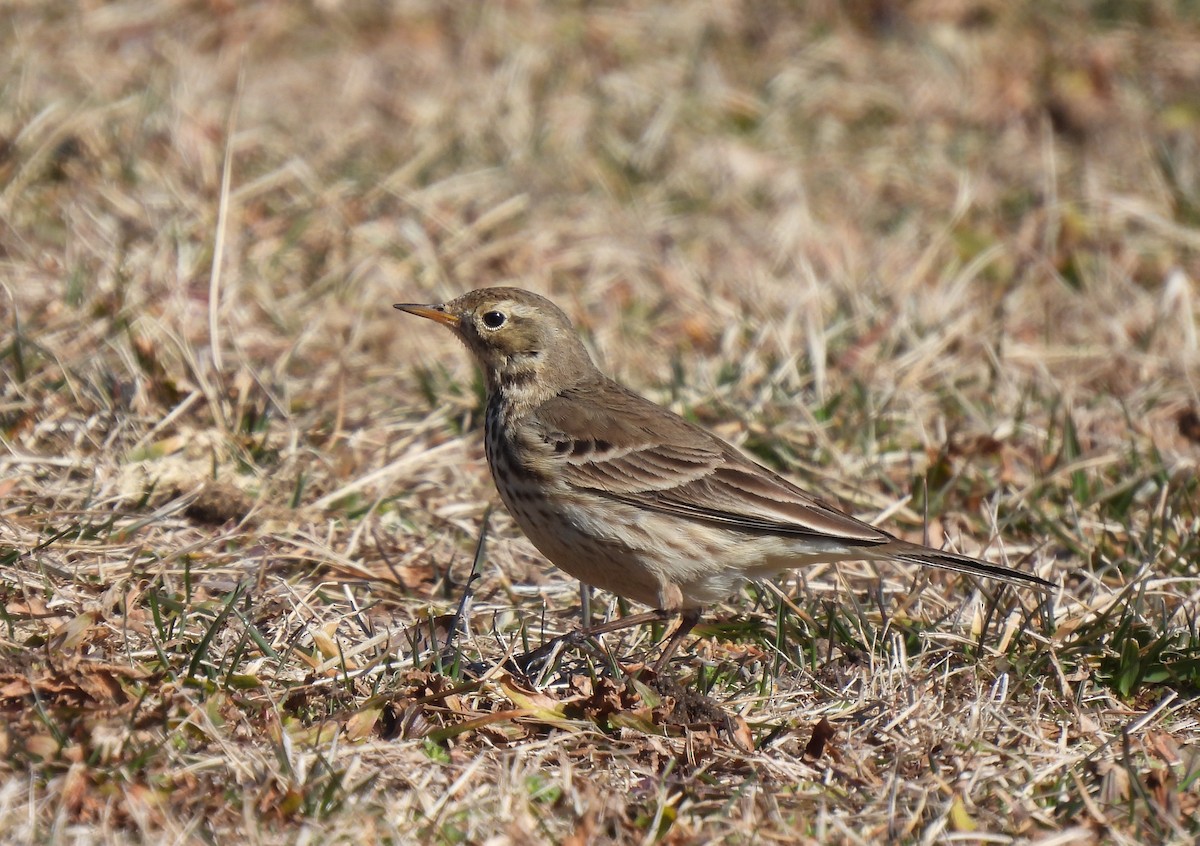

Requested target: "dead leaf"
[
  {"left": 726, "top": 714, "right": 754, "bottom": 753},
  {"left": 571, "top": 675, "right": 634, "bottom": 725},
  {"left": 948, "top": 796, "right": 977, "bottom": 832},
  {"left": 77, "top": 668, "right": 128, "bottom": 705},
  {"left": 608, "top": 707, "right": 661, "bottom": 735},
  {"left": 346, "top": 706, "right": 382, "bottom": 741},
  {"left": 1148, "top": 731, "right": 1182, "bottom": 766},
  {"left": 393, "top": 563, "right": 436, "bottom": 591},
  {"left": 311, "top": 623, "right": 340, "bottom": 660},
  {"left": 5, "top": 595, "right": 50, "bottom": 617},
  {"left": 24, "top": 733, "right": 60, "bottom": 760},
  {"left": 50, "top": 611, "right": 99, "bottom": 651},
  {"left": 805, "top": 718, "right": 837, "bottom": 759},
  {"left": 1097, "top": 760, "right": 1130, "bottom": 804},
  {"left": 425, "top": 710, "right": 533, "bottom": 742},
  {"left": 496, "top": 672, "right": 580, "bottom": 731},
  {"left": 59, "top": 762, "right": 91, "bottom": 819},
  {"left": 0, "top": 676, "right": 33, "bottom": 699}
]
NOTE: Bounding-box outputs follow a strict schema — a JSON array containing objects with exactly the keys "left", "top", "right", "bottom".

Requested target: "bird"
[{"left": 395, "top": 287, "right": 1053, "bottom": 672}]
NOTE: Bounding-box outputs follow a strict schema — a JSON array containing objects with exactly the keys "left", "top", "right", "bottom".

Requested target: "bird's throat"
[{"left": 491, "top": 361, "right": 548, "bottom": 413}]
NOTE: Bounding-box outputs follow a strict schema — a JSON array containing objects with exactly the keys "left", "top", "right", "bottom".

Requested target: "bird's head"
[{"left": 395, "top": 287, "right": 596, "bottom": 402}]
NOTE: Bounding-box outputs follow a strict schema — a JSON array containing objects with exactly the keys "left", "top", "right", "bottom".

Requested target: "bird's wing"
[{"left": 528, "top": 379, "right": 891, "bottom": 547}]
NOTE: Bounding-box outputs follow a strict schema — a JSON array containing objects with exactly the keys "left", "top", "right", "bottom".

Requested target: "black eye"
[{"left": 481, "top": 311, "right": 507, "bottom": 329}]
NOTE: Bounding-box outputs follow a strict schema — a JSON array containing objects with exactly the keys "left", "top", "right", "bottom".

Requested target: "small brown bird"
[{"left": 396, "top": 288, "right": 1052, "bottom": 670}]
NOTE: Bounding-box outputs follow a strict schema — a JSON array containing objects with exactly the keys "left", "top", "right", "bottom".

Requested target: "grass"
[{"left": 2, "top": 0, "right": 1200, "bottom": 843}]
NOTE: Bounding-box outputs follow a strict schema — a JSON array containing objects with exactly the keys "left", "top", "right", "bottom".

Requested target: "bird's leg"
[
  {"left": 508, "top": 608, "right": 678, "bottom": 676},
  {"left": 579, "top": 583, "right": 592, "bottom": 629},
  {"left": 578, "top": 608, "right": 676, "bottom": 639},
  {"left": 652, "top": 606, "right": 702, "bottom": 675}
]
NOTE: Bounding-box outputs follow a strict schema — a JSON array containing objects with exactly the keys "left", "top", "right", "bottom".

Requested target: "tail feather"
[{"left": 889, "top": 542, "right": 1055, "bottom": 591}]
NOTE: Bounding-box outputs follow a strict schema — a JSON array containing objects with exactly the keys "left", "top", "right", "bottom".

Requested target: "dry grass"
[{"left": 2, "top": 1, "right": 1200, "bottom": 843}]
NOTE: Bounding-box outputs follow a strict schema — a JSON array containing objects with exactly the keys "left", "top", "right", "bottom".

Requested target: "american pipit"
[{"left": 396, "top": 288, "right": 1053, "bottom": 671}]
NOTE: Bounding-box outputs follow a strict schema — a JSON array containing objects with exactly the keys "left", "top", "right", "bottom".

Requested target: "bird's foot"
[{"left": 505, "top": 629, "right": 590, "bottom": 677}]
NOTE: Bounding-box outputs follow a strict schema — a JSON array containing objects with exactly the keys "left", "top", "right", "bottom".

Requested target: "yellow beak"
[{"left": 393, "top": 302, "right": 459, "bottom": 328}]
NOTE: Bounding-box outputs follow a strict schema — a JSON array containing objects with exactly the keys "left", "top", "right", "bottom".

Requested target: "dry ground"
[{"left": 2, "top": 1, "right": 1200, "bottom": 843}]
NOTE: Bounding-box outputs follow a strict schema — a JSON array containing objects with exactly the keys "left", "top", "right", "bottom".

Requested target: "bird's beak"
[{"left": 393, "top": 302, "right": 460, "bottom": 328}]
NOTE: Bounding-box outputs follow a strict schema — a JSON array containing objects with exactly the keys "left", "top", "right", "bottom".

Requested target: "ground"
[{"left": 2, "top": 1, "right": 1199, "bottom": 843}]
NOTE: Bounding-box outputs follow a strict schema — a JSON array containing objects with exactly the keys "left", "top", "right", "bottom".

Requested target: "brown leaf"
[
  {"left": 0, "top": 676, "right": 33, "bottom": 699},
  {"left": 393, "top": 563, "right": 436, "bottom": 591},
  {"left": 76, "top": 669, "right": 128, "bottom": 705},
  {"left": 571, "top": 675, "right": 633, "bottom": 725},
  {"left": 346, "top": 706, "right": 382, "bottom": 741},
  {"left": 477, "top": 721, "right": 528, "bottom": 743},
  {"left": 59, "top": 762, "right": 91, "bottom": 819},
  {"left": 1097, "top": 760, "right": 1130, "bottom": 804},
  {"left": 24, "top": 733, "right": 61, "bottom": 760},
  {"left": 5, "top": 595, "right": 50, "bottom": 617},
  {"left": 1148, "top": 731, "right": 1182, "bottom": 766},
  {"left": 50, "top": 611, "right": 99, "bottom": 651},
  {"left": 805, "top": 717, "right": 837, "bottom": 759},
  {"left": 497, "top": 671, "right": 583, "bottom": 730},
  {"left": 726, "top": 714, "right": 754, "bottom": 753}
]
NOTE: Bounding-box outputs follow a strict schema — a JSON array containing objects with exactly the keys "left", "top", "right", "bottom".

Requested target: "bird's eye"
[{"left": 481, "top": 311, "right": 507, "bottom": 329}]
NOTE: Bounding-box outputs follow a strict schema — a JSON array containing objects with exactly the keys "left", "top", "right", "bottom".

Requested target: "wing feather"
[{"left": 529, "top": 379, "right": 890, "bottom": 546}]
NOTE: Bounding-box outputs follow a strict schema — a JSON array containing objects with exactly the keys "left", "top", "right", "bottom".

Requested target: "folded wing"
[{"left": 530, "top": 379, "right": 892, "bottom": 548}]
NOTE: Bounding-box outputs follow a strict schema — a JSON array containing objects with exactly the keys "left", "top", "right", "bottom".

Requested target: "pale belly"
[{"left": 492, "top": 472, "right": 832, "bottom": 610}]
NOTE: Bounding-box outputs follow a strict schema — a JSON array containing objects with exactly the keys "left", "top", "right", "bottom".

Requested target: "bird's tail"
[{"left": 889, "top": 542, "right": 1055, "bottom": 591}]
